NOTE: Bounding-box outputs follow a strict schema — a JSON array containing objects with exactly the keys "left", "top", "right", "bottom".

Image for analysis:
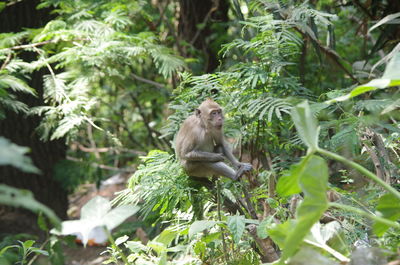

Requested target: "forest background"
[{"left": 0, "top": 0, "right": 399, "bottom": 264}]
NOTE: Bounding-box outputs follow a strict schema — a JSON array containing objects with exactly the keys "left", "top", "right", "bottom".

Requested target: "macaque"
[{"left": 175, "top": 98, "right": 252, "bottom": 181}]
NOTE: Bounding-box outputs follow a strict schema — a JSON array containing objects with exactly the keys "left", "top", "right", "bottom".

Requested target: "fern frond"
[
  {"left": 0, "top": 75, "right": 36, "bottom": 96},
  {"left": 0, "top": 95, "right": 29, "bottom": 114},
  {"left": 149, "top": 45, "right": 185, "bottom": 78},
  {"left": 246, "top": 97, "right": 292, "bottom": 122},
  {"left": 116, "top": 151, "right": 193, "bottom": 219},
  {"left": 43, "top": 74, "right": 68, "bottom": 104},
  {"left": 51, "top": 115, "right": 84, "bottom": 140},
  {"left": 0, "top": 31, "right": 29, "bottom": 48}
]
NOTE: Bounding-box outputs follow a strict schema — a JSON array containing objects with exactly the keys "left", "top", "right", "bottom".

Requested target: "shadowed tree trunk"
[
  {"left": 178, "top": 0, "right": 229, "bottom": 72},
  {"left": 0, "top": 0, "right": 68, "bottom": 234}
]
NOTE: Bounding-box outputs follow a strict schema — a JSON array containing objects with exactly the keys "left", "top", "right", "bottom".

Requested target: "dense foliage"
[{"left": 0, "top": 0, "right": 399, "bottom": 264}]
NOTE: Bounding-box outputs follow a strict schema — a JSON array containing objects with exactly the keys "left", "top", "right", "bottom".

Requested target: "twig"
[
  {"left": 131, "top": 73, "right": 165, "bottom": 89},
  {"left": 0, "top": 52, "right": 12, "bottom": 71},
  {"left": 67, "top": 156, "right": 136, "bottom": 173},
  {"left": 1, "top": 40, "right": 57, "bottom": 51},
  {"left": 217, "top": 180, "right": 230, "bottom": 264},
  {"left": 190, "top": 0, "right": 219, "bottom": 45},
  {"left": 27, "top": 239, "right": 50, "bottom": 265},
  {"left": 74, "top": 143, "right": 146, "bottom": 155}
]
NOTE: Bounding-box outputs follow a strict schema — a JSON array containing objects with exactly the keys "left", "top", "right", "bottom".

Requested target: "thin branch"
[
  {"left": 0, "top": 52, "right": 12, "bottom": 71},
  {"left": 296, "top": 28, "right": 360, "bottom": 83},
  {"left": 87, "top": 124, "right": 100, "bottom": 159},
  {"left": 190, "top": 0, "right": 220, "bottom": 45},
  {"left": 131, "top": 73, "right": 165, "bottom": 89},
  {"left": 67, "top": 156, "right": 136, "bottom": 173},
  {"left": 1, "top": 40, "right": 57, "bottom": 52},
  {"left": 74, "top": 143, "right": 146, "bottom": 155}
]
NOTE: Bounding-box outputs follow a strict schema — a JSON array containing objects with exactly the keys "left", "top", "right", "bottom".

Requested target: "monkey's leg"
[{"left": 202, "top": 162, "right": 238, "bottom": 180}]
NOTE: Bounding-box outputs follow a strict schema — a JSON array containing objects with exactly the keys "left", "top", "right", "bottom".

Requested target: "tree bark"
[
  {"left": 0, "top": 0, "right": 68, "bottom": 234},
  {"left": 178, "top": 0, "right": 229, "bottom": 72}
]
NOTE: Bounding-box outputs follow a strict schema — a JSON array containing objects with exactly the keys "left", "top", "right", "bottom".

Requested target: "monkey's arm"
[{"left": 183, "top": 150, "right": 225, "bottom": 162}]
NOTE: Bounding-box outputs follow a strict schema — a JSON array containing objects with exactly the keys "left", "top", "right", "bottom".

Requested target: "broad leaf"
[
  {"left": 227, "top": 215, "right": 246, "bottom": 244},
  {"left": 326, "top": 51, "right": 400, "bottom": 103},
  {"left": 291, "top": 101, "right": 320, "bottom": 152},
  {"left": 189, "top": 220, "right": 217, "bottom": 238},
  {"left": 276, "top": 164, "right": 302, "bottom": 197},
  {"left": 304, "top": 222, "right": 349, "bottom": 262},
  {"left": 0, "top": 137, "right": 40, "bottom": 174},
  {"left": 155, "top": 228, "right": 179, "bottom": 247},
  {"left": 372, "top": 193, "right": 400, "bottom": 236},
  {"left": 257, "top": 216, "right": 274, "bottom": 239},
  {"left": 279, "top": 155, "right": 329, "bottom": 263},
  {"left": 52, "top": 196, "right": 138, "bottom": 246},
  {"left": 0, "top": 184, "right": 60, "bottom": 229},
  {"left": 267, "top": 220, "right": 296, "bottom": 249},
  {"left": 369, "top": 12, "right": 400, "bottom": 32}
]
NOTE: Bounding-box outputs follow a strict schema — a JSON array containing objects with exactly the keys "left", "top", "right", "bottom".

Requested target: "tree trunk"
[
  {"left": 178, "top": 0, "right": 229, "bottom": 72},
  {"left": 0, "top": 0, "right": 68, "bottom": 234}
]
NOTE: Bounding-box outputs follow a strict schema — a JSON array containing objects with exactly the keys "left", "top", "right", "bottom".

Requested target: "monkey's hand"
[
  {"left": 234, "top": 163, "right": 253, "bottom": 180},
  {"left": 238, "top": 163, "right": 252, "bottom": 172}
]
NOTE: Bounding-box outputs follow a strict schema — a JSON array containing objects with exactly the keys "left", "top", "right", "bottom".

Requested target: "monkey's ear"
[{"left": 195, "top": 108, "right": 201, "bottom": 117}]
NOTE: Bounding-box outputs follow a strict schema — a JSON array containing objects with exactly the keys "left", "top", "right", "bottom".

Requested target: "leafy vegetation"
[{"left": 0, "top": 0, "right": 399, "bottom": 264}]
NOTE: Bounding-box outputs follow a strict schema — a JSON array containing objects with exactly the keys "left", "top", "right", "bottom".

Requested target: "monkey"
[{"left": 175, "top": 98, "right": 252, "bottom": 181}]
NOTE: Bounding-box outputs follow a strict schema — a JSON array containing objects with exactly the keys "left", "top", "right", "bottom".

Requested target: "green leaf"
[
  {"left": 0, "top": 184, "right": 60, "bottom": 229},
  {"left": 115, "top": 235, "right": 129, "bottom": 246},
  {"left": 189, "top": 220, "right": 217, "bottom": 238},
  {"left": 0, "top": 137, "right": 40, "bottom": 174},
  {"left": 257, "top": 216, "right": 274, "bottom": 239},
  {"left": 372, "top": 193, "right": 400, "bottom": 236},
  {"left": 227, "top": 215, "right": 246, "bottom": 244},
  {"left": 0, "top": 245, "right": 18, "bottom": 256},
  {"left": 326, "top": 52, "right": 400, "bottom": 103},
  {"left": 125, "top": 241, "right": 148, "bottom": 253},
  {"left": 276, "top": 165, "right": 302, "bottom": 197},
  {"left": 291, "top": 101, "right": 320, "bottom": 152},
  {"left": 22, "top": 240, "right": 35, "bottom": 250},
  {"left": 154, "top": 228, "right": 179, "bottom": 247},
  {"left": 0, "top": 75, "right": 36, "bottom": 96},
  {"left": 29, "top": 247, "right": 49, "bottom": 256},
  {"left": 0, "top": 2, "right": 6, "bottom": 12},
  {"left": 280, "top": 155, "right": 329, "bottom": 263},
  {"left": 267, "top": 220, "right": 296, "bottom": 249}
]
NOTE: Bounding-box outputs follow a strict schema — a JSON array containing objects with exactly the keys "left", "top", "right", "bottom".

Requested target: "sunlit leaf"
[
  {"left": 369, "top": 12, "right": 400, "bottom": 32},
  {"left": 279, "top": 155, "right": 329, "bottom": 263},
  {"left": 291, "top": 101, "right": 320, "bottom": 152},
  {"left": 326, "top": 51, "right": 400, "bottom": 104},
  {"left": 276, "top": 164, "right": 302, "bottom": 197},
  {"left": 0, "top": 137, "right": 40, "bottom": 174},
  {"left": 52, "top": 196, "right": 138, "bottom": 246},
  {"left": 372, "top": 193, "right": 400, "bottom": 236},
  {"left": 0, "top": 184, "right": 60, "bottom": 229}
]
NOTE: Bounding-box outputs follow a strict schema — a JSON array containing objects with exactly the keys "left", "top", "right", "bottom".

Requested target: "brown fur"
[{"left": 175, "top": 99, "right": 252, "bottom": 180}]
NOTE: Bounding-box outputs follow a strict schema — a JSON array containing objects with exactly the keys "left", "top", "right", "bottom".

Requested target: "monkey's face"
[{"left": 208, "top": 108, "right": 224, "bottom": 130}]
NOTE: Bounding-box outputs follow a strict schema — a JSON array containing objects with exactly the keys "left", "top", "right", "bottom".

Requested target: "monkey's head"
[{"left": 196, "top": 99, "right": 224, "bottom": 130}]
